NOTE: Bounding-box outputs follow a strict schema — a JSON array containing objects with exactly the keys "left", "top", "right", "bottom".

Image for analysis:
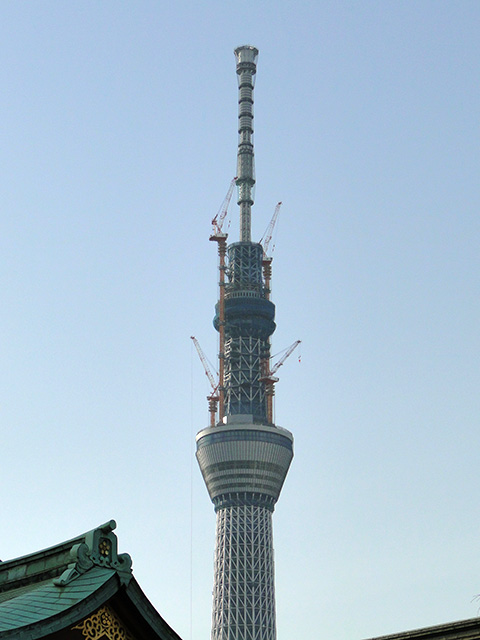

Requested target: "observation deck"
[{"left": 196, "top": 418, "right": 293, "bottom": 512}]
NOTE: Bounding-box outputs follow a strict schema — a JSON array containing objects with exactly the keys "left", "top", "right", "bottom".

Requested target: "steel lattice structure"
[
  {"left": 223, "top": 336, "right": 266, "bottom": 419},
  {"left": 196, "top": 46, "right": 293, "bottom": 640},
  {"left": 212, "top": 506, "right": 275, "bottom": 640}
]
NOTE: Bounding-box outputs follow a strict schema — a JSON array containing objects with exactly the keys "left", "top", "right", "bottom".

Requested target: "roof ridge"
[{"left": 0, "top": 520, "right": 132, "bottom": 592}]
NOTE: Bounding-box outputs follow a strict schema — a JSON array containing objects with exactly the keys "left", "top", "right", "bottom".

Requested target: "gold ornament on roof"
[
  {"left": 99, "top": 538, "right": 111, "bottom": 557},
  {"left": 72, "top": 605, "right": 133, "bottom": 640}
]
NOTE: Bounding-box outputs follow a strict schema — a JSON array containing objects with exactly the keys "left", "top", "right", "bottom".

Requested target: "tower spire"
[{"left": 234, "top": 45, "right": 258, "bottom": 242}]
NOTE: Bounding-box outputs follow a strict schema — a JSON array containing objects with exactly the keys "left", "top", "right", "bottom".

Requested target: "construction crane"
[
  {"left": 191, "top": 336, "right": 219, "bottom": 427},
  {"left": 260, "top": 201, "right": 282, "bottom": 258},
  {"left": 209, "top": 178, "right": 236, "bottom": 421},
  {"left": 260, "top": 202, "right": 282, "bottom": 301},
  {"left": 260, "top": 339, "right": 301, "bottom": 424},
  {"left": 211, "top": 177, "right": 237, "bottom": 237}
]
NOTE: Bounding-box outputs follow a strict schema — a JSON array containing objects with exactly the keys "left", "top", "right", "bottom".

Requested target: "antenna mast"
[{"left": 235, "top": 45, "right": 258, "bottom": 242}]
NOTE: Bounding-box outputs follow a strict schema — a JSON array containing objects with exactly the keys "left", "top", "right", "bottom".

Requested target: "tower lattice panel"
[
  {"left": 212, "top": 505, "right": 276, "bottom": 640},
  {"left": 224, "top": 336, "right": 268, "bottom": 419}
]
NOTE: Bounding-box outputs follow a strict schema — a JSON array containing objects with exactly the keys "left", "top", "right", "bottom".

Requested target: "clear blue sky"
[{"left": 1, "top": 2, "right": 479, "bottom": 640}]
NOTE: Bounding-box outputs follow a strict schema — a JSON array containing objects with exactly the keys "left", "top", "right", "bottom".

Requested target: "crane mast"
[
  {"left": 209, "top": 177, "right": 236, "bottom": 422},
  {"left": 191, "top": 336, "right": 219, "bottom": 427},
  {"left": 260, "top": 201, "right": 282, "bottom": 302},
  {"left": 260, "top": 339, "right": 301, "bottom": 423}
]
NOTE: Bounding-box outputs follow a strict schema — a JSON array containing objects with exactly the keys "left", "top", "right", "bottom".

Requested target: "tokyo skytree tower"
[{"left": 195, "top": 46, "right": 294, "bottom": 640}]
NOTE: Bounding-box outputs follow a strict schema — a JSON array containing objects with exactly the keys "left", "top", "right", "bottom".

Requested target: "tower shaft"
[
  {"left": 212, "top": 506, "right": 275, "bottom": 640},
  {"left": 222, "top": 240, "right": 275, "bottom": 422}
]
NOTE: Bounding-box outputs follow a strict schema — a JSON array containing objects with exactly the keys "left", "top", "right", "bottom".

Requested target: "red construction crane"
[
  {"left": 260, "top": 339, "right": 301, "bottom": 424},
  {"left": 209, "top": 178, "right": 236, "bottom": 421},
  {"left": 191, "top": 336, "right": 219, "bottom": 427}
]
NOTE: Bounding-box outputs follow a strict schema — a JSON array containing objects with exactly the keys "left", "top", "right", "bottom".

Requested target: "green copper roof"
[
  {"left": 0, "top": 520, "right": 132, "bottom": 636},
  {"left": 0, "top": 520, "right": 182, "bottom": 640},
  {"left": 0, "top": 565, "right": 115, "bottom": 632}
]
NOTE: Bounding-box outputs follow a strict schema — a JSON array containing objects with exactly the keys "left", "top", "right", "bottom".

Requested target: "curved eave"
[
  {"left": 0, "top": 569, "right": 182, "bottom": 640},
  {"left": 123, "top": 578, "right": 183, "bottom": 640}
]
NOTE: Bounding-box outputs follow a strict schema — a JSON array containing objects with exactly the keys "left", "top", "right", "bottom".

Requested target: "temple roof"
[
  {"left": 364, "top": 617, "right": 480, "bottom": 640},
  {"left": 0, "top": 520, "right": 182, "bottom": 640}
]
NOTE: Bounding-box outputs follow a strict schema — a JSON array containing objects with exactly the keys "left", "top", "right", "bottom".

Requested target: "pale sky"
[{"left": 1, "top": 3, "right": 479, "bottom": 640}]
